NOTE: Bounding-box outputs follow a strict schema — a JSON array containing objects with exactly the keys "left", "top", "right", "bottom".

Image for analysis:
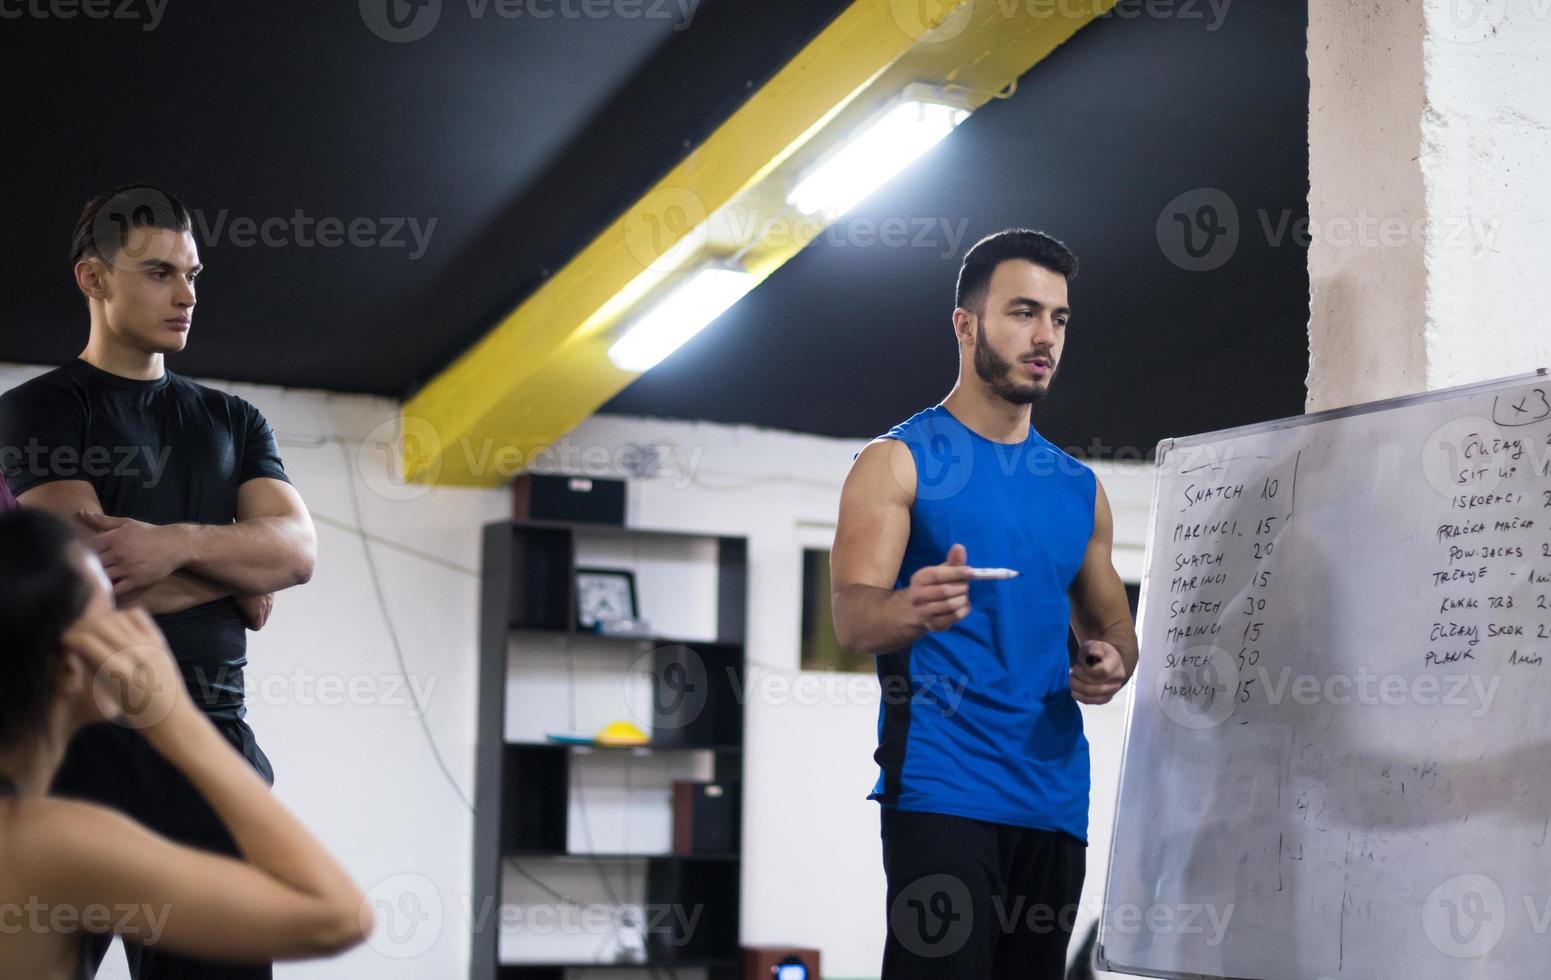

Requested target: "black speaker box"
[
  {"left": 673, "top": 780, "right": 740, "bottom": 854},
  {"left": 513, "top": 473, "right": 625, "bottom": 525}
]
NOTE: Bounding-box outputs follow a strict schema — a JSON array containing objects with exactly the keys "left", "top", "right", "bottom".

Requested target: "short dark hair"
[
  {"left": 0, "top": 509, "right": 93, "bottom": 748},
  {"left": 70, "top": 183, "right": 193, "bottom": 266},
  {"left": 955, "top": 229, "right": 1078, "bottom": 313}
]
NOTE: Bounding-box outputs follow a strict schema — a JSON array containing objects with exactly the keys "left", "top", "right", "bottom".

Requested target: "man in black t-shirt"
[{"left": 0, "top": 185, "right": 317, "bottom": 980}]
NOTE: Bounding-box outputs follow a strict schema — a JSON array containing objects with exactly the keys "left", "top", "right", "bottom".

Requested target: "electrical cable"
[{"left": 334, "top": 437, "right": 474, "bottom": 811}]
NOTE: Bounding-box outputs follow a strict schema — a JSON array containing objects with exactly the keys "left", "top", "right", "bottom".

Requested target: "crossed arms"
[{"left": 19, "top": 477, "right": 316, "bottom": 628}]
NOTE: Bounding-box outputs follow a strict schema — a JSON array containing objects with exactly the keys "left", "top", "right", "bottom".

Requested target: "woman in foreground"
[{"left": 0, "top": 507, "right": 373, "bottom": 978}]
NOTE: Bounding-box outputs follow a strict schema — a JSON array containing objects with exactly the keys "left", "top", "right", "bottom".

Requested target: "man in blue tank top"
[{"left": 832, "top": 229, "right": 1138, "bottom": 978}]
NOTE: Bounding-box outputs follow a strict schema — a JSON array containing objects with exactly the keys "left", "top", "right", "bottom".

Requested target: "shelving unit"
[{"left": 473, "top": 520, "right": 748, "bottom": 980}]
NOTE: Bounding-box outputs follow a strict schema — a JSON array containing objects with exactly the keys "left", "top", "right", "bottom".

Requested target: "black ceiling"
[{"left": 0, "top": 0, "right": 1308, "bottom": 458}]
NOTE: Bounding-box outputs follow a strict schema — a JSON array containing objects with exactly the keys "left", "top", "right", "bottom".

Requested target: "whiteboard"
[{"left": 1099, "top": 370, "right": 1551, "bottom": 980}]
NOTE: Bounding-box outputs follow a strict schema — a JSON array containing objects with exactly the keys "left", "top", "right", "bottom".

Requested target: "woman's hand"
[{"left": 62, "top": 607, "right": 192, "bottom": 733}]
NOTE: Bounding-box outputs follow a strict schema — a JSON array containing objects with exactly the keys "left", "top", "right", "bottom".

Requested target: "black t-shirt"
[{"left": 0, "top": 358, "right": 291, "bottom": 718}]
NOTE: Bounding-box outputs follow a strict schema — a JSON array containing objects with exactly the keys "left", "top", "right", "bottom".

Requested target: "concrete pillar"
[{"left": 1306, "top": 0, "right": 1551, "bottom": 411}]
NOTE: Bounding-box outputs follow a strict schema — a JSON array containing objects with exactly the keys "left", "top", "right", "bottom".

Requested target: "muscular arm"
[
  {"left": 832, "top": 440, "right": 918, "bottom": 655},
  {"left": 85, "top": 478, "right": 316, "bottom": 598},
  {"left": 1068, "top": 477, "right": 1139, "bottom": 698},
  {"left": 831, "top": 439, "right": 972, "bottom": 655},
  {"left": 180, "top": 478, "right": 316, "bottom": 594},
  {"left": 17, "top": 481, "right": 232, "bottom": 615}
]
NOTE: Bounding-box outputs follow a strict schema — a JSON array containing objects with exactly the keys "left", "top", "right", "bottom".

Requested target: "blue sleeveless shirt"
[{"left": 868, "top": 403, "right": 1097, "bottom": 841}]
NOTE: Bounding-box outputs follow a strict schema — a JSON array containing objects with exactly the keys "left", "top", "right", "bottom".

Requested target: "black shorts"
[
  {"left": 880, "top": 807, "right": 1086, "bottom": 980},
  {"left": 53, "top": 717, "right": 273, "bottom": 842},
  {"left": 53, "top": 719, "right": 276, "bottom": 980}
]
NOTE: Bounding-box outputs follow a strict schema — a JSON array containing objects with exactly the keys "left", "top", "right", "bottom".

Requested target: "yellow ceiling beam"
[{"left": 405, "top": 0, "right": 1116, "bottom": 486}]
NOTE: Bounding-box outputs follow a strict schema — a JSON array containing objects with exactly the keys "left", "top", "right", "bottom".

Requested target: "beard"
[{"left": 974, "top": 319, "right": 1056, "bottom": 406}]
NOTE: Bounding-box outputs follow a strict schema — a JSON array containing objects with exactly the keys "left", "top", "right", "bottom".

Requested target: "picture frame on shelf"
[{"left": 575, "top": 566, "right": 639, "bottom": 630}]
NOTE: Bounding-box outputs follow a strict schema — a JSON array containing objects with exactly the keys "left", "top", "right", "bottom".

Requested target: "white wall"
[
  {"left": 1418, "top": 0, "right": 1551, "bottom": 388},
  {"left": 1, "top": 359, "right": 1153, "bottom": 978},
  {"left": 1306, "top": 0, "right": 1428, "bottom": 410},
  {"left": 1307, "top": 0, "right": 1551, "bottom": 411}
]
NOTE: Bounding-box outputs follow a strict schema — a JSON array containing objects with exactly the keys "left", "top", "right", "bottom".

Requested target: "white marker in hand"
[{"left": 966, "top": 567, "right": 1021, "bottom": 580}]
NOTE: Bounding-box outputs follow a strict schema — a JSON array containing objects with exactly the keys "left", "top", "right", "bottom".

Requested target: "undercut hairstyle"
[
  {"left": 955, "top": 229, "right": 1078, "bottom": 315},
  {"left": 0, "top": 509, "right": 93, "bottom": 747},
  {"left": 70, "top": 183, "right": 193, "bottom": 266}
]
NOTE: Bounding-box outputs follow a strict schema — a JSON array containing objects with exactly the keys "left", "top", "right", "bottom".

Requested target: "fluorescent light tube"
[
  {"left": 786, "top": 100, "right": 969, "bottom": 217},
  {"left": 608, "top": 268, "right": 755, "bottom": 373}
]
